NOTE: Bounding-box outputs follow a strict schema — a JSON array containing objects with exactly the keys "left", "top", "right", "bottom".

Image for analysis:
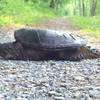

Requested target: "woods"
[
  {"left": 38, "top": 0, "right": 99, "bottom": 16},
  {"left": 0, "top": 0, "right": 99, "bottom": 16},
  {"left": 49, "top": 0, "right": 99, "bottom": 16},
  {"left": 75, "top": 0, "right": 97, "bottom": 16},
  {"left": 90, "top": 0, "right": 97, "bottom": 16}
]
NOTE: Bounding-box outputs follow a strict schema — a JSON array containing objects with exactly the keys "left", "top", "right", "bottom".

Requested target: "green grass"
[
  {"left": 0, "top": 12, "right": 55, "bottom": 26},
  {"left": 69, "top": 16, "right": 100, "bottom": 38},
  {"left": 0, "top": 0, "right": 56, "bottom": 27}
]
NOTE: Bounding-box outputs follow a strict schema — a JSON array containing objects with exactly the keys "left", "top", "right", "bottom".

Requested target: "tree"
[
  {"left": 49, "top": 0, "right": 62, "bottom": 10},
  {"left": 79, "top": 0, "right": 82, "bottom": 16},
  {"left": 81, "top": 0, "right": 85, "bottom": 16},
  {"left": 90, "top": 0, "right": 97, "bottom": 16}
]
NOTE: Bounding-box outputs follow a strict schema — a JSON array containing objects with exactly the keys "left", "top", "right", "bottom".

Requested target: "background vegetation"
[{"left": 0, "top": 0, "right": 100, "bottom": 37}]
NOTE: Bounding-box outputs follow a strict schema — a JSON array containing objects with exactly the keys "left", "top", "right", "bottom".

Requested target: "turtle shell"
[{"left": 14, "top": 28, "right": 86, "bottom": 51}]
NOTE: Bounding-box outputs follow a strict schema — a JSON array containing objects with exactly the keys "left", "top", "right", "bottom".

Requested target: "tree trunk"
[
  {"left": 79, "top": 0, "right": 82, "bottom": 16},
  {"left": 90, "top": 0, "right": 97, "bottom": 16},
  {"left": 49, "top": 0, "right": 55, "bottom": 8},
  {"left": 81, "top": 0, "right": 85, "bottom": 16},
  {"left": 49, "top": 0, "right": 62, "bottom": 10},
  {"left": 73, "top": 0, "right": 77, "bottom": 15}
]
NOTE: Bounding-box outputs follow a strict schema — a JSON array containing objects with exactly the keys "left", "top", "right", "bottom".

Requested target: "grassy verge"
[
  {"left": 0, "top": 10, "right": 56, "bottom": 27},
  {"left": 0, "top": 13, "right": 55, "bottom": 27},
  {"left": 0, "top": 0, "right": 56, "bottom": 27},
  {"left": 69, "top": 16, "right": 100, "bottom": 38}
]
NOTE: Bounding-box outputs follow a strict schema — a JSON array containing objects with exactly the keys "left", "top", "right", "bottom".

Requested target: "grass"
[
  {"left": 0, "top": 13, "right": 55, "bottom": 27},
  {"left": 69, "top": 16, "right": 100, "bottom": 38},
  {"left": 0, "top": 0, "right": 56, "bottom": 27}
]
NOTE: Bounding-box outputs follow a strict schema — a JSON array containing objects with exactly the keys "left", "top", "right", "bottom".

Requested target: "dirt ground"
[{"left": 33, "top": 17, "right": 79, "bottom": 31}]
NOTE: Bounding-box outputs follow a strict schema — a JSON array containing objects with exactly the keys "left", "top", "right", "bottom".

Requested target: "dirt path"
[{"left": 33, "top": 17, "right": 78, "bottom": 31}]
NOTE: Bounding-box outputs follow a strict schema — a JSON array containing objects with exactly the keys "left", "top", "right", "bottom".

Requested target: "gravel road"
[{"left": 0, "top": 28, "right": 100, "bottom": 100}]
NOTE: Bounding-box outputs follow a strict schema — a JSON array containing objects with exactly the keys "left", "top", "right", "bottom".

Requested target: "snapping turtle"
[
  {"left": 14, "top": 28, "right": 86, "bottom": 50},
  {"left": 0, "top": 28, "right": 99, "bottom": 61}
]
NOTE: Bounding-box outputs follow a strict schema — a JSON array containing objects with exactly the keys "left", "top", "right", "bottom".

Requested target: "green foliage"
[
  {"left": 69, "top": 16, "right": 100, "bottom": 37},
  {"left": 0, "top": 0, "right": 56, "bottom": 26}
]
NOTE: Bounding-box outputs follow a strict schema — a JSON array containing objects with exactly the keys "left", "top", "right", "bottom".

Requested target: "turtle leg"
[
  {"left": 58, "top": 49, "right": 82, "bottom": 61},
  {"left": 23, "top": 49, "right": 45, "bottom": 60}
]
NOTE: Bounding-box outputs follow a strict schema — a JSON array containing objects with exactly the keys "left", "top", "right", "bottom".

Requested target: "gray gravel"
[
  {"left": 0, "top": 59, "right": 100, "bottom": 100},
  {"left": 0, "top": 28, "right": 100, "bottom": 100}
]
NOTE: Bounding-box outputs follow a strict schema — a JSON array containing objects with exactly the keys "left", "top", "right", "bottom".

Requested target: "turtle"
[{"left": 0, "top": 28, "right": 99, "bottom": 61}]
